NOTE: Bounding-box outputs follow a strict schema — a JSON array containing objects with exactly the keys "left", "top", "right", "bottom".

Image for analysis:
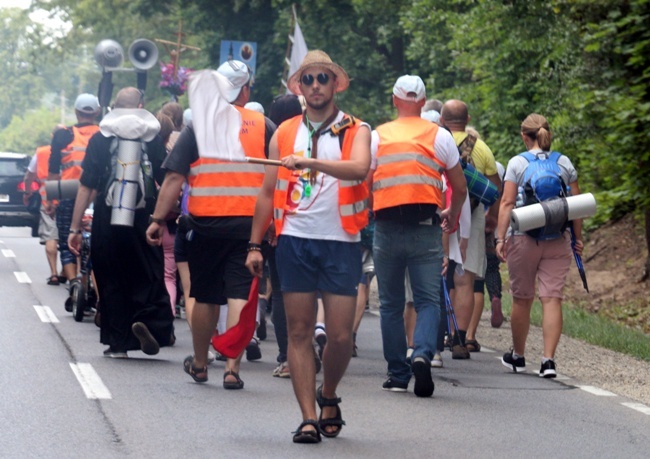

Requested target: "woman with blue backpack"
[{"left": 495, "top": 113, "right": 584, "bottom": 378}]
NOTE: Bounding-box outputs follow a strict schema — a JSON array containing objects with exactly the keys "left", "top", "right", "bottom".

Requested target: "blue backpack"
[{"left": 519, "top": 151, "right": 568, "bottom": 240}]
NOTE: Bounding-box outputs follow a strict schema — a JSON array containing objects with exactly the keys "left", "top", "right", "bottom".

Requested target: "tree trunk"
[{"left": 643, "top": 209, "right": 650, "bottom": 282}]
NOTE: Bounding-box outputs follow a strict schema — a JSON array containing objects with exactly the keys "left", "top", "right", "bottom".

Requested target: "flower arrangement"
[{"left": 159, "top": 62, "right": 192, "bottom": 97}]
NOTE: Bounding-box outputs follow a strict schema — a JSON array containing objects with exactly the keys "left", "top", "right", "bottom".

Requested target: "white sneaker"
[
  {"left": 207, "top": 351, "right": 216, "bottom": 364},
  {"left": 431, "top": 352, "right": 443, "bottom": 368}
]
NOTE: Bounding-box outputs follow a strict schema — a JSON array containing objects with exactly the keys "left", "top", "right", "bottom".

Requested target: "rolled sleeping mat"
[
  {"left": 110, "top": 139, "right": 142, "bottom": 227},
  {"left": 510, "top": 192, "right": 597, "bottom": 232},
  {"left": 463, "top": 162, "right": 499, "bottom": 206},
  {"left": 45, "top": 180, "right": 79, "bottom": 201}
]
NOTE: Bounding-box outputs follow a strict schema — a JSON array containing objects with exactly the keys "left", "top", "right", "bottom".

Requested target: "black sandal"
[
  {"left": 316, "top": 385, "right": 346, "bottom": 438},
  {"left": 292, "top": 419, "right": 321, "bottom": 444},
  {"left": 183, "top": 355, "right": 208, "bottom": 383},
  {"left": 47, "top": 275, "right": 60, "bottom": 286},
  {"left": 223, "top": 370, "right": 244, "bottom": 390}
]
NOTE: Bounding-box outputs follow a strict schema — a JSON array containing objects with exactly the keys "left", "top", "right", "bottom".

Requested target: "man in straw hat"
[
  {"left": 246, "top": 50, "right": 370, "bottom": 443},
  {"left": 371, "top": 75, "right": 467, "bottom": 397},
  {"left": 147, "top": 61, "right": 276, "bottom": 388}
]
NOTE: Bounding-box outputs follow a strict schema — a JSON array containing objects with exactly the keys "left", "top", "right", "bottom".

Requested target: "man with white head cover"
[
  {"left": 68, "top": 87, "right": 175, "bottom": 358},
  {"left": 246, "top": 50, "right": 370, "bottom": 443},
  {"left": 147, "top": 61, "right": 276, "bottom": 389},
  {"left": 371, "top": 75, "right": 467, "bottom": 397}
]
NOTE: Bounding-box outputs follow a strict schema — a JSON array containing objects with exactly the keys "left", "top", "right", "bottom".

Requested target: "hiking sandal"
[
  {"left": 292, "top": 419, "right": 321, "bottom": 444},
  {"left": 316, "top": 385, "right": 346, "bottom": 438},
  {"left": 183, "top": 355, "right": 208, "bottom": 383},
  {"left": 223, "top": 370, "right": 244, "bottom": 390}
]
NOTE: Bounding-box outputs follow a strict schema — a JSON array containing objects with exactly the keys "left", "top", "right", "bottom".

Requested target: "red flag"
[{"left": 211, "top": 277, "right": 259, "bottom": 359}]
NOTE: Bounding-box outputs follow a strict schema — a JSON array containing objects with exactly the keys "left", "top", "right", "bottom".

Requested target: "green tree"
[{"left": 0, "top": 108, "right": 62, "bottom": 153}]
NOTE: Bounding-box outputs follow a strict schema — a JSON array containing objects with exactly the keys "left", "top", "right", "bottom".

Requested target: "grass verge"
[{"left": 501, "top": 298, "right": 650, "bottom": 362}]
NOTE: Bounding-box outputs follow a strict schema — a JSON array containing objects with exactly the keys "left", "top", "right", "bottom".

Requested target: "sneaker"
[
  {"left": 207, "top": 351, "right": 216, "bottom": 364},
  {"left": 491, "top": 297, "right": 504, "bottom": 328},
  {"left": 215, "top": 351, "right": 227, "bottom": 362},
  {"left": 257, "top": 316, "right": 267, "bottom": 341},
  {"left": 272, "top": 361, "right": 290, "bottom": 378},
  {"left": 315, "top": 333, "right": 327, "bottom": 360},
  {"left": 314, "top": 347, "right": 322, "bottom": 374},
  {"left": 412, "top": 357, "right": 435, "bottom": 397},
  {"left": 431, "top": 352, "right": 443, "bottom": 368},
  {"left": 539, "top": 359, "right": 557, "bottom": 378},
  {"left": 245, "top": 338, "right": 262, "bottom": 361},
  {"left": 501, "top": 350, "right": 526, "bottom": 373},
  {"left": 382, "top": 377, "right": 408, "bottom": 392},
  {"left": 406, "top": 347, "right": 414, "bottom": 364},
  {"left": 103, "top": 347, "right": 128, "bottom": 359},
  {"left": 352, "top": 341, "right": 358, "bottom": 358},
  {"left": 131, "top": 322, "right": 160, "bottom": 355},
  {"left": 451, "top": 344, "right": 470, "bottom": 360}
]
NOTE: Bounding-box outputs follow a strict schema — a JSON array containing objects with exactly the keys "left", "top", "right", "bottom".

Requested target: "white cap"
[
  {"left": 183, "top": 108, "right": 192, "bottom": 126},
  {"left": 244, "top": 101, "right": 264, "bottom": 114},
  {"left": 393, "top": 75, "right": 426, "bottom": 102},
  {"left": 74, "top": 93, "right": 100, "bottom": 114},
  {"left": 216, "top": 60, "right": 251, "bottom": 103}
]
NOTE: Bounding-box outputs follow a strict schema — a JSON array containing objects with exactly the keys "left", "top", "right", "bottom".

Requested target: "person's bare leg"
[
  {"left": 510, "top": 297, "right": 534, "bottom": 356},
  {"left": 352, "top": 282, "right": 368, "bottom": 334},
  {"left": 63, "top": 262, "right": 77, "bottom": 281},
  {"left": 284, "top": 291, "right": 318, "bottom": 433},
  {"left": 320, "top": 291, "right": 355, "bottom": 435},
  {"left": 45, "top": 239, "right": 58, "bottom": 277},
  {"left": 452, "top": 270, "right": 476, "bottom": 331},
  {"left": 191, "top": 301, "right": 219, "bottom": 369},
  {"left": 404, "top": 301, "right": 416, "bottom": 347},
  {"left": 224, "top": 298, "right": 247, "bottom": 382},
  {"left": 540, "top": 297, "right": 563, "bottom": 359},
  {"left": 467, "top": 291, "right": 485, "bottom": 341}
]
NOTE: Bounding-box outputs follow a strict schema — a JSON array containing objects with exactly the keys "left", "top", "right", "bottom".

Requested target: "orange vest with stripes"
[
  {"left": 60, "top": 125, "right": 100, "bottom": 180},
  {"left": 188, "top": 105, "right": 266, "bottom": 217},
  {"left": 373, "top": 117, "right": 444, "bottom": 211},
  {"left": 34, "top": 145, "right": 51, "bottom": 203},
  {"left": 273, "top": 114, "right": 369, "bottom": 236}
]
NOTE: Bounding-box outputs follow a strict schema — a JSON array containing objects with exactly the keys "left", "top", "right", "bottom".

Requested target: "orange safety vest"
[
  {"left": 373, "top": 117, "right": 444, "bottom": 211},
  {"left": 188, "top": 105, "right": 266, "bottom": 217},
  {"left": 273, "top": 114, "right": 369, "bottom": 236},
  {"left": 60, "top": 125, "right": 100, "bottom": 180},
  {"left": 34, "top": 145, "right": 51, "bottom": 204}
]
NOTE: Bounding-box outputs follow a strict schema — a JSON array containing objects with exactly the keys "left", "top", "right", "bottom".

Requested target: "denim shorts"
[{"left": 276, "top": 235, "right": 361, "bottom": 297}]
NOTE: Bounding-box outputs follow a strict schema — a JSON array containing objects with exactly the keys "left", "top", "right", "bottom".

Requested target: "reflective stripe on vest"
[
  {"left": 273, "top": 113, "right": 369, "bottom": 236},
  {"left": 60, "top": 125, "right": 100, "bottom": 181},
  {"left": 373, "top": 118, "right": 444, "bottom": 211},
  {"left": 188, "top": 106, "right": 266, "bottom": 217}
]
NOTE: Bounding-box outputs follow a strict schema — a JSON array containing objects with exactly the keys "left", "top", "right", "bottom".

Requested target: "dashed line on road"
[
  {"left": 621, "top": 402, "right": 650, "bottom": 416},
  {"left": 577, "top": 385, "right": 617, "bottom": 396},
  {"left": 69, "top": 363, "right": 112, "bottom": 400},
  {"left": 2, "top": 249, "right": 15, "bottom": 257},
  {"left": 480, "top": 346, "right": 496, "bottom": 353},
  {"left": 14, "top": 271, "right": 31, "bottom": 283},
  {"left": 33, "top": 305, "right": 59, "bottom": 323}
]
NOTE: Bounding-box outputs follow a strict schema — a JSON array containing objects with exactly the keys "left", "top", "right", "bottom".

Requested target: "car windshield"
[{"left": 0, "top": 159, "right": 26, "bottom": 176}]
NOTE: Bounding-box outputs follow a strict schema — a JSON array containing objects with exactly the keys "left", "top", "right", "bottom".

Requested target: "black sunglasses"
[{"left": 301, "top": 72, "right": 330, "bottom": 86}]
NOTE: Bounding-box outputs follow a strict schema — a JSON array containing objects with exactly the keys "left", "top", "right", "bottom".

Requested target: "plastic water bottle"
[{"left": 516, "top": 186, "right": 525, "bottom": 207}]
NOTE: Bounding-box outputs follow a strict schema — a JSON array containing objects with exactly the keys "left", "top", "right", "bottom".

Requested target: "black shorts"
[
  {"left": 174, "top": 215, "right": 189, "bottom": 263},
  {"left": 186, "top": 231, "right": 252, "bottom": 304}
]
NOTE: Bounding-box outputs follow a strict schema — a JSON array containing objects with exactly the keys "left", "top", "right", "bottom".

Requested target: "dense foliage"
[{"left": 2, "top": 0, "right": 649, "bottom": 269}]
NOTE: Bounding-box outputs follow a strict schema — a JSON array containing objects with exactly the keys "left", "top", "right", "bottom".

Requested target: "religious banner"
[{"left": 220, "top": 40, "right": 258, "bottom": 75}]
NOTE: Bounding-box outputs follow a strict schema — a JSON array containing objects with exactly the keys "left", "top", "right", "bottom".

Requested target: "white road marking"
[
  {"left": 578, "top": 385, "right": 617, "bottom": 397},
  {"left": 14, "top": 271, "right": 31, "bottom": 283},
  {"left": 480, "top": 346, "right": 496, "bottom": 353},
  {"left": 69, "top": 363, "right": 112, "bottom": 400},
  {"left": 33, "top": 305, "right": 59, "bottom": 323},
  {"left": 621, "top": 402, "right": 650, "bottom": 415},
  {"left": 2, "top": 249, "right": 15, "bottom": 257}
]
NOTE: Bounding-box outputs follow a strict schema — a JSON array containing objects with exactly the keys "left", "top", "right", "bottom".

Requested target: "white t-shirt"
[
  {"left": 28, "top": 155, "right": 38, "bottom": 174},
  {"left": 281, "top": 111, "right": 369, "bottom": 242}
]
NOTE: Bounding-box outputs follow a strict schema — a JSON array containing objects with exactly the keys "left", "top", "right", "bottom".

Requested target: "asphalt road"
[{"left": 0, "top": 226, "right": 648, "bottom": 458}]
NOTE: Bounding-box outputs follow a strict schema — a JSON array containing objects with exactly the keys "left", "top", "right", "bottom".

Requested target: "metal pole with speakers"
[{"left": 128, "top": 39, "right": 160, "bottom": 91}]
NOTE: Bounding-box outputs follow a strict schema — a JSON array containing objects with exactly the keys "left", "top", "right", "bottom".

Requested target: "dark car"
[{"left": 0, "top": 152, "right": 41, "bottom": 237}]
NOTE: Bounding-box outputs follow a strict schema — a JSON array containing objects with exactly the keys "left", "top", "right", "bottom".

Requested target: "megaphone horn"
[
  {"left": 94, "top": 39, "right": 124, "bottom": 69},
  {"left": 128, "top": 39, "right": 159, "bottom": 71}
]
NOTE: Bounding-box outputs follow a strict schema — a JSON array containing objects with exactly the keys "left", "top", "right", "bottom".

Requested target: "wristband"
[
  {"left": 69, "top": 228, "right": 82, "bottom": 234},
  {"left": 247, "top": 242, "right": 262, "bottom": 253},
  {"left": 148, "top": 215, "right": 165, "bottom": 225},
  {"left": 495, "top": 239, "right": 505, "bottom": 244}
]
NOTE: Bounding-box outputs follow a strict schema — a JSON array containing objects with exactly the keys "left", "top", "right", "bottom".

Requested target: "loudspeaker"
[
  {"left": 128, "top": 39, "right": 159, "bottom": 71},
  {"left": 94, "top": 39, "right": 124, "bottom": 69}
]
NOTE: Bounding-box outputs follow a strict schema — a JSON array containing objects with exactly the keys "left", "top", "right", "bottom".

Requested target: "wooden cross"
[{"left": 155, "top": 20, "right": 201, "bottom": 79}]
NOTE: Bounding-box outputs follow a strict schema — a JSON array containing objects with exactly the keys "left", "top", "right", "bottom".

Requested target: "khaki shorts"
[
  {"left": 38, "top": 206, "right": 58, "bottom": 242},
  {"left": 463, "top": 206, "right": 486, "bottom": 276},
  {"left": 506, "top": 233, "right": 572, "bottom": 299}
]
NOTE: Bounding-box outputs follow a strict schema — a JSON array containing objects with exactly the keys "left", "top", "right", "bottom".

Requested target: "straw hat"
[{"left": 287, "top": 50, "right": 349, "bottom": 95}]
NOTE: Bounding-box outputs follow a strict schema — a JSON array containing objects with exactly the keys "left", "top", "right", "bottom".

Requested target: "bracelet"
[
  {"left": 148, "top": 215, "right": 165, "bottom": 225},
  {"left": 247, "top": 242, "right": 262, "bottom": 253},
  {"left": 495, "top": 239, "right": 505, "bottom": 244},
  {"left": 69, "top": 228, "right": 82, "bottom": 234}
]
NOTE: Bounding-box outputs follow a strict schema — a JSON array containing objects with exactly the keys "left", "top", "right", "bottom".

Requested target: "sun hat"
[
  {"left": 216, "top": 60, "right": 252, "bottom": 103},
  {"left": 287, "top": 50, "right": 349, "bottom": 95},
  {"left": 393, "top": 75, "right": 426, "bottom": 102},
  {"left": 421, "top": 109, "right": 440, "bottom": 123},
  {"left": 74, "top": 93, "right": 100, "bottom": 114},
  {"left": 244, "top": 101, "right": 265, "bottom": 114}
]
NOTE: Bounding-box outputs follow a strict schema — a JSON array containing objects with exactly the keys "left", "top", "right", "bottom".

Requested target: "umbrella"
[{"left": 570, "top": 225, "right": 589, "bottom": 293}]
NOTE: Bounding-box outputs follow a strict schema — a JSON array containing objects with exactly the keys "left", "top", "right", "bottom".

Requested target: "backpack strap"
[{"left": 458, "top": 133, "right": 477, "bottom": 164}]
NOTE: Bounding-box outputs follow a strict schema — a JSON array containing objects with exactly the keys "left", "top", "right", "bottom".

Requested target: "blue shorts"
[{"left": 276, "top": 235, "right": 361, "bottom": 297}]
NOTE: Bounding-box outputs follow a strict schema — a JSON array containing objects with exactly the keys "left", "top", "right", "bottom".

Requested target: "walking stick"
[{"left": 442, "top": 277, "right": 461, "bottom": 342}]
